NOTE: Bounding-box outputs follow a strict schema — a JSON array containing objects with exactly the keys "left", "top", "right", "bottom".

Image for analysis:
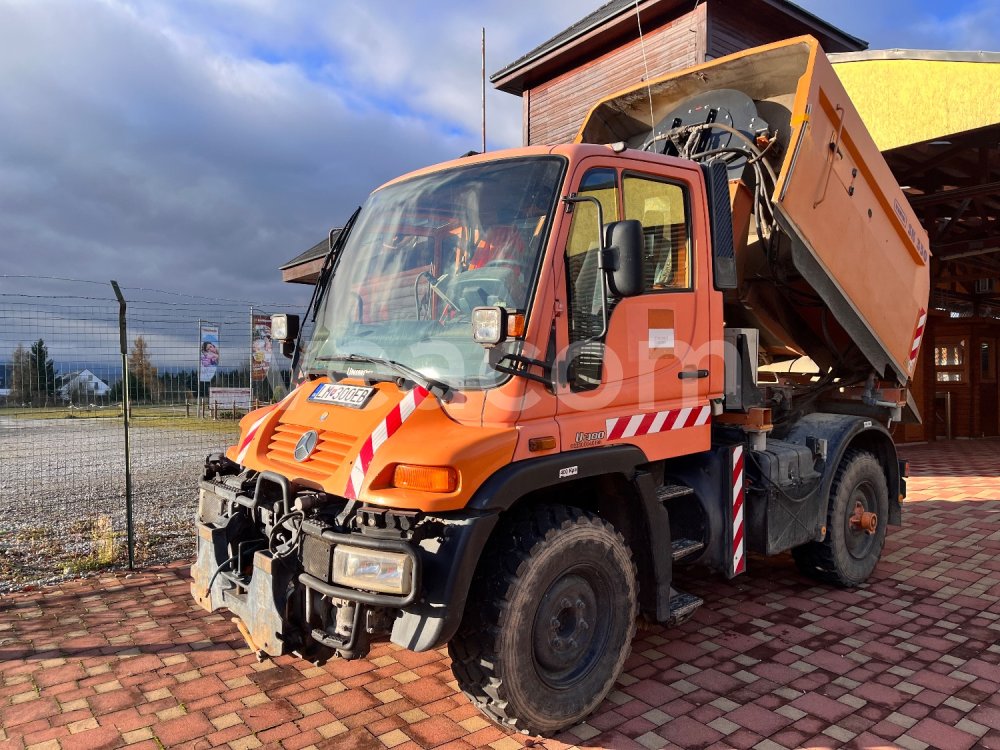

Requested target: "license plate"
[{"left": 308, "top": 383, "right": 376, "bottom": 409}]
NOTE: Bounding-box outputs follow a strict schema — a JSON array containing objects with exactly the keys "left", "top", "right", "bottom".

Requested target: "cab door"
[{"left": 555, "top": 160, "right": 716, "bottom": 461}]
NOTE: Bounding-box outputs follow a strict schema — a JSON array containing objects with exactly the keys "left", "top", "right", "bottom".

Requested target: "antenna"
[
  {"left": 634, "top": 1, "right": 656, "bottom": 149},
  {"left": 482, "top": 27, "right": 487, "bottom": 153}
]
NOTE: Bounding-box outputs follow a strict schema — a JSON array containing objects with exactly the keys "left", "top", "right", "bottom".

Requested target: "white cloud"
[{"left": 0, "top": 0, "right": 992, "bottom": 313}]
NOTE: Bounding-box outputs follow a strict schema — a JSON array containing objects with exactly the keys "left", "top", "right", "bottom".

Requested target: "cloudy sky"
[{"left": 1, "top": 0, "right": 998, "bottom": 311}]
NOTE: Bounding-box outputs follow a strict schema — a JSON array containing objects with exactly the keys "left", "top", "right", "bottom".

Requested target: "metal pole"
[
  {"left": 110, "top": 280, "right": 134, "bottom": 570},
  {"left": 249, "top": 306, "right": 254, "bottom": 408},
  {"left": 481, "top": 27, "right": 486, "bottom": 153},
  {"left": 197, "top": 319, "right": 202, "bottom": 419}
]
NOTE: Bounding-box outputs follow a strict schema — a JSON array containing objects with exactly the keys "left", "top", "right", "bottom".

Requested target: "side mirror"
[
  {"left": 271, "top": 313, "right": 300, "bottom": 343},
  {"left": 603, "top": 220, "right": 644, "bottom": 298}
]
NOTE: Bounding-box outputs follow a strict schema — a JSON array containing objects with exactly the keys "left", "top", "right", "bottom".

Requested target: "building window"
[
  {"left": 934, "top": 337, "right": 967, "bottom": 383},
  {"left": 981, "top": 340, "right": 997, "bottom": 383}
]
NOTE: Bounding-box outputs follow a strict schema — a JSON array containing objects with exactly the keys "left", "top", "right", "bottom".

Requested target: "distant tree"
[
  {"left": 157, "top": 369, "right": 197, "bottom": 403},
  {"left": 9, "top": 343, "right": 31, "bottom": 404},
  {"left": 18, "top": 340, "right": 57, "bottom": 406},
  {"left": 128, "top": 336, "right": 160, "bottom": 403}
]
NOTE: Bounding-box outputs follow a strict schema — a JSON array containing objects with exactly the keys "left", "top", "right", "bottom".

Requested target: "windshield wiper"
[{"left": 317, "top": 354, "right": 452, "bottom": 401}]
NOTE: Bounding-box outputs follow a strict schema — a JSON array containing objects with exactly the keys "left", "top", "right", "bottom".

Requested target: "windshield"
[{"left": 302, "top": 156, "right": 565, "bottom": 389}]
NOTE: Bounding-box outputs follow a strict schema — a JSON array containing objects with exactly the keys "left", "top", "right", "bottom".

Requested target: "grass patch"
[{"left": 0, "top": 404, "right": 244, "bottom": 433}]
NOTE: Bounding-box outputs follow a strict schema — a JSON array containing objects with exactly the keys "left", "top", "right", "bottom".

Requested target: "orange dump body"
[{"left": 577, "top": 36, "right": 930, "bottom": 387}]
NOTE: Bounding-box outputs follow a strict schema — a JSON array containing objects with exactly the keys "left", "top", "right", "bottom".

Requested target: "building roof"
[
  {"left": 830, "top": 50, "right": 1000, "bottom": 151},
  {"left": 829, "top": 50, "right": 1000, "bottom": 284},
  {"left": 829, "top": 49, "right": 1000, "bottom": 64},
  {"left": 279, "top": 231, "right": 342, "bottom": 271},
  {"left": 491, "top": 0, "right": 866, "bottom": 93},
  {"left": 56, "top": 369, "right": 109, "bottom": 386},
  {"left": 280, "top": 229, "right": 343, "bottom": 284}
]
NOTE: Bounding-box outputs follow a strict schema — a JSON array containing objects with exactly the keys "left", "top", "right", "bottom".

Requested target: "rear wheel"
[
  {"left": 793, "top": 449, "right": 889, "bottom": 587},
  {"left": 449, "top": 505, "right": 637, "bottom": 735}
]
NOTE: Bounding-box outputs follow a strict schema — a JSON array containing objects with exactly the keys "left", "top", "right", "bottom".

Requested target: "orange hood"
[{"left": 226, "top": 379, "right": 517, "bottom": 513}]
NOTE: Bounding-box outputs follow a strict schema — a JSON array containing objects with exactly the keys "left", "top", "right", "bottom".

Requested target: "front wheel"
[
  {"left": 793, "top": 449, "right": 889, "bottom": 587},
  {"left": 449, "top": 505, "right": 638, "bottom": 735}
]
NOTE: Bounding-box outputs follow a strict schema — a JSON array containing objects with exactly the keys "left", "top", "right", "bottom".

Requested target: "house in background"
[
  {"left": 0, "top": 362, "right": 11, "bottom": 399},
  {"left": 57, "top": 369, "right": 111, "bottom": 402}
]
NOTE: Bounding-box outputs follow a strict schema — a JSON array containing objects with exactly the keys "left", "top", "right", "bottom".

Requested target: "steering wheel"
[{"left": 414, "top": 271, "right": 463, "bottom": 319}]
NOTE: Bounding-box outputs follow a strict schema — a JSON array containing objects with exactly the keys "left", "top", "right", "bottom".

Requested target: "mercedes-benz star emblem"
[{"left": 294, "top": 430, "right": 319, "bottom": 462}]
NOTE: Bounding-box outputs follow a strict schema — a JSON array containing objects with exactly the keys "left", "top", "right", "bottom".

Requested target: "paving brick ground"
[{"left": 1, "top": 439, "right": 998, "bottom": 750}]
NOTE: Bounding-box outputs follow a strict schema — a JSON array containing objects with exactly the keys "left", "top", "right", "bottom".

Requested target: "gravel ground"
[{"left": 0, "top": 414, "right": 239, "bottom": 592}]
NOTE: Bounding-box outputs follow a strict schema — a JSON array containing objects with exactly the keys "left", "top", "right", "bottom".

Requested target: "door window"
[
  {"left": 564, "top": 168, "right": 619, "bottom": 390},
  {"left": 622, "top": 173, "right": 692, "bottom": 292}
]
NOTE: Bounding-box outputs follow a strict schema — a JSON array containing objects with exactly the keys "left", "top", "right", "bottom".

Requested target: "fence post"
[{"left": 111, "top": 280, "right": 135, "bottom": 570}]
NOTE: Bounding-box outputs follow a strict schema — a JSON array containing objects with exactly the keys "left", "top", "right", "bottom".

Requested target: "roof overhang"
[
  {"left": 831, "top": 50, "right": 1000, "bottom": 289},
  {"left": 830, "top": 50, "right": 1000, "bottom": 151},
  {"left": 492, "top": 0, "right": 865, "bottom": 95},
  {"left": 280, "top": 232, "right": 341, "bottom": 285}
]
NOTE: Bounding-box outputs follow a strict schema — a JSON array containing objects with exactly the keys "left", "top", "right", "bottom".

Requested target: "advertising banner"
[
  {"left": 199, "top": 322, "right": 220, "bottom": 383},
  {"left": 251, "top": 314, "right": 273, "bottom": 382}
]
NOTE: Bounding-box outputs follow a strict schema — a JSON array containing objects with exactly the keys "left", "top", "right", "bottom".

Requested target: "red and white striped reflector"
[
  {"left": 344, "top": 386, "right": 431, "bottom": 500},
  {"left": 605, "top": 404, "right": 710, "bottom": 440},
  {"left": 732, "top": 445, "right": 746, "bottom": 576},
  {"left": 908, "top": 308, "right": 927, "bottom": 373}
]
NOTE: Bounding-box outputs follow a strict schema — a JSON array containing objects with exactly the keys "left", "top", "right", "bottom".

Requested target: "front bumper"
[
  {"left": 191, "top": 520, "right": 294, "bottom": 657},
  {"left": 192, "top": 479, "right": 499, "bottom": 654}
]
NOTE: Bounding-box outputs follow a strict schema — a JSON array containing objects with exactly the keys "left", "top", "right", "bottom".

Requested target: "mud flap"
[{"left": 190, "top": 522, "right": 289, "bottom": 657}]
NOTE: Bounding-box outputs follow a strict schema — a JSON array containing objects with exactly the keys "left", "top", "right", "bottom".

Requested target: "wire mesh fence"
[{"left": 0, "top": 276, "right": 300, "bottom": 590}]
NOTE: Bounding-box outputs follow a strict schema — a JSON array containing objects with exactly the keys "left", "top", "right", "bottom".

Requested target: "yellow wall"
[{"left": 832, "top": 59, "right": 1000, "bottom": 151}]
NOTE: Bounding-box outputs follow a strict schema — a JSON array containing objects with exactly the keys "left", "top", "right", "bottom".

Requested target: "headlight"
[
  {"left": 472, "top": 306, "right": 506, "bottom": 346},
  {"left": 333, "top": 546, "right": 413, "bottom": 595}
]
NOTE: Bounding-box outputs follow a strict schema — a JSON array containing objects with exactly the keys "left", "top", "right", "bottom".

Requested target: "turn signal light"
[
  {"left": 528, "top": 436, "right": 556, "bottom": 452},
  {"left": 507, "top": 313, "right": 526, "bottom": 338},
  {"left": 393, "top": 464, "right": 458, "bottom": 493}
]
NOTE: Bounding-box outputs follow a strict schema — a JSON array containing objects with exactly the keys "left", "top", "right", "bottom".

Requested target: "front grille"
[{"left": 265, "top": 423, "right": 356, "bottom": 481}]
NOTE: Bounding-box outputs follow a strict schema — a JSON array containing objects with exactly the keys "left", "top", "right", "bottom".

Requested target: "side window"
[
  {"left": 623, "top": 174, "right": 692, "bottom": 291},
  {"left": 565, "top": 167, "right": 619, "bottom": 390}
]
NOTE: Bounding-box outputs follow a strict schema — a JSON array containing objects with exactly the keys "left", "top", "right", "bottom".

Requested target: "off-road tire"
[
  {"left": 792, "top": 449, "right": 889, "bottom": 587},
  {"left": 448, "top": 505, "right": 638, "bottom": 735}
]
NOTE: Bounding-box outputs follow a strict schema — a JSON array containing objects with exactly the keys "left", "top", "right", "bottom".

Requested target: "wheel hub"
[
  {"left": 532, "top": 569, "right": 610, "bottom": 689},
  {"left": 849, "top": 501, "right": 878, "bottom": 535}
]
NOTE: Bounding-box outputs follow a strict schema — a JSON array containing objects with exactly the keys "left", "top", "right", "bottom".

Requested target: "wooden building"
[
  {"left": 490, "top": 0, "right": 865, "bottom": 146},
  {"left": 832, "top": 51, "right": 1000, "bottom": 441}
]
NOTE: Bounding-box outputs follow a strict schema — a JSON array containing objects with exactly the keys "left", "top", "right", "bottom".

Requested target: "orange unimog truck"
[{"left": 193, "top": 37, "right": 929, "bottom": 733}]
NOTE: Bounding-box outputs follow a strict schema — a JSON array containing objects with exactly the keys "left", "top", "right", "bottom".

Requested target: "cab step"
[
  {"left": 671, "top": 537, "right": 705, "bottom": 562},
  {"left": 666, "top": 590, "right": 703, "bottom": 628},
  {"left": 656, "top": 484, "right": 695, "bottom": 502}
]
